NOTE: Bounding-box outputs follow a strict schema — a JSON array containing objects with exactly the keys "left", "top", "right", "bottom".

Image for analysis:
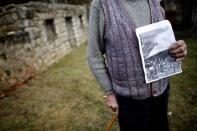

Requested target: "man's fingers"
[
  {"left": 171, "top": 50, "right": 187, "bottom": 60},
  {"left": 111, "top": 106, "right": 116, "bottom": 112},
  {"left": 174, "top": 53, "right": 185, "bottom": 58},
  {"left": 108, "top": 103, "right": 118, "bottom": 112},
  {"left": 105, "top": 93, "right": 119, "bottom": 115},
  {"left": 174, "top": 50, "right": 187, "bottom": 61},
  {"left": 111, "top": 105, "right": 119, "bottom": 115},
  {"left": 170, "top": 46, "right": 185, "bottom": 55},
  {"left": 106, "top": 102, "right": 118, "bottom": 111},
  {"left": 170, "top": 40, "right": 183, "bottom": 50},
  {"left": 110, "top": 105, "right": 118, "bottom": 111},
  {"left": 176, "top": 57, "right": 185, "bottom": 62},
  {"left": 170, "top": 40, "right": 187, "bottom": 60}
]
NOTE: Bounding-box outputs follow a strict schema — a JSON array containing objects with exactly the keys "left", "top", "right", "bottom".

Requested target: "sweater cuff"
[{"left": 105, "top": 89, "right": 114, "bottom": 95}]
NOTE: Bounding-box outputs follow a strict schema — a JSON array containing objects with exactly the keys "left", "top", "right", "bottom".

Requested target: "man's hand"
[
  {"left": 105, "top": 92, "right": 119, "bottom": 115},
  {"left": 169, "top": 40, "right": 187, "bottom": 61}
]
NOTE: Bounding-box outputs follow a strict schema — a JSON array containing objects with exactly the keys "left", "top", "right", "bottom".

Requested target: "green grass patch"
[
  {"left": 169, "top": 38, "right": 197, "bottom": 131},
  {"left": 0, "top": 39, "right": 196, "bottom": 131}
]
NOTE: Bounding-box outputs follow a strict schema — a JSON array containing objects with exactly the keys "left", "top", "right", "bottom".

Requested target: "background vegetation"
[{"left": 0, "top": 37, "right": 196, "bottom": 131}]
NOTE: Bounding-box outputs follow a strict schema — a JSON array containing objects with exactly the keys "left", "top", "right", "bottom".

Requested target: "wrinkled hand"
[
  {"left": 169, "top": 40, "right": 187, "bottom": 61},
  {"left": 105, "top": 92, "right": 119, "bottom": 115}
]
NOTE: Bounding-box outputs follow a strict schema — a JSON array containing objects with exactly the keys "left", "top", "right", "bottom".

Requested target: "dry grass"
[
  {"left": 0, "top": 38, "right": 196, "bottom": 131},
  {"left": 0, "top": 42, "right": 118, "bottom": 131}
]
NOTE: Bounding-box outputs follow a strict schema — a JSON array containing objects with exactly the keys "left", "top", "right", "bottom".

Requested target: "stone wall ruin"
[{"left": 0, "top": 2, "right": 88, "bottom": 92}]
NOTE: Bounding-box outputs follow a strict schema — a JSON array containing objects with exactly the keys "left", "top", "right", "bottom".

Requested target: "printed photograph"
[{"left": 136, "top": 20, "right": 182, "bottom": 83}]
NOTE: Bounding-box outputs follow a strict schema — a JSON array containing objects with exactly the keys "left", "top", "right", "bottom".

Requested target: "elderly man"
[{"left": 87, "top": 0, "right": 187, "bottom": 130}]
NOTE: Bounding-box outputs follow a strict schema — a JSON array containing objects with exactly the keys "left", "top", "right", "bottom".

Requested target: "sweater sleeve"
[{"left": 87, "top": 1, "right": 113, "bottom": 93}]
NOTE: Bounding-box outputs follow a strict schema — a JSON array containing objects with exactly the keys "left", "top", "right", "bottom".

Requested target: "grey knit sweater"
[{"left": 87, "top": 0, "right": 164, "bottom": 95}]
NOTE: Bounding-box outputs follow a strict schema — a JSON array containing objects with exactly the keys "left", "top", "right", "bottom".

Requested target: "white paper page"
[{"left": 136, "top": 20, "right": 182, "bottom": 83}]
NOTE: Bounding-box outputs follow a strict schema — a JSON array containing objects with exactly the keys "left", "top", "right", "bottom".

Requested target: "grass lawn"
[
  {"left": 168, "top": 37, "right": 197, "bottom": 131},
  {"left": 0, "top": 38, "right": 196, "bottom": 131}
]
